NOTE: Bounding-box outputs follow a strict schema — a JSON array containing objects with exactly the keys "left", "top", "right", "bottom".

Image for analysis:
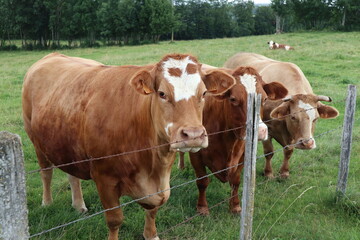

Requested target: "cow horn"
[
  {"left": 317, "top": 95, "right": 332, "bottom": 102},
  {"left": 283, "top": 96, "right": 292, "bottom": 102}
]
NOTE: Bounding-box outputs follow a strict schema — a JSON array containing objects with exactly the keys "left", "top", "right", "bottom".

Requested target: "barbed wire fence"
[{"left": 0, "top": 85, "right": 356, "bottom": 240}]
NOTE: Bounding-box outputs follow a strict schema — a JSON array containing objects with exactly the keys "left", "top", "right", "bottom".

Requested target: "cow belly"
[{"left": 29, "top": 114, "right": 91, "bottom": 180}]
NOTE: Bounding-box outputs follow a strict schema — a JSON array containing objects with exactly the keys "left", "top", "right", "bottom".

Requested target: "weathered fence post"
[
  {"left": 240, "top": 93, "right": 261, "bottom": 240},
  {"left": 0, "top": 131, "right": 29, "bottom": 240},
  {"left": 336, "top": 85, "right": 357, "bottom": 199}
]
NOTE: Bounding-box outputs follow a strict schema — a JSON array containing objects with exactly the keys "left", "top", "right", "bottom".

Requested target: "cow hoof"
[
  {"left": 73, "top": 203, "right": 88, "bottom": 213},
  {"left": 144, "top": 236, "right": 160, "bottom": 240},
  {"left": 230, "top": 206, "right": 241, "bottom": 214},
  {"left": 41, "top": 199, "right": 53, "bottom": 206},
  {"left": 280, "top": 172, "right": 290, "bottom": 179},
  {"left": 77, "top": 206, "right": 88, "bottom": 213},
  {"left": 264, "top": 172, "right": 274, "bottom": 179},
  {"left": 197, "top": 207, "right": 210, "bottom": 216}
]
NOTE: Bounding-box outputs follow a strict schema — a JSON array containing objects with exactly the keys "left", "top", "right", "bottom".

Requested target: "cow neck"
[{"left": 204, "top": 97, "right": 238, "bottom": 150}]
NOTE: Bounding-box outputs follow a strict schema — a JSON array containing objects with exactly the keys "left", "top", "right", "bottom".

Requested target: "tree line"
[{"left": 0, "top": 0, "right": 359, "bottom": 50}]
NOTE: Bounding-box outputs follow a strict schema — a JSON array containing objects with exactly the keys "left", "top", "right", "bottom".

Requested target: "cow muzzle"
[
  {"left": 170, "top": 126, "right": 208, "bottom": 152},
  {"left": 296, "top": 137, "right": 316, "bottom": 149},
  {"left": 258, "top": 121, "right": 268, "bottom": 141}
]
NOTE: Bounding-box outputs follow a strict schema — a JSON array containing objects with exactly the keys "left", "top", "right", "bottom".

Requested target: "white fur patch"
[
  {"left": 275, "top": 43, "right": 279, "bottom": 48},
  {"left": 298, "top": 100, "right": 315, "bottom": 121},
  {"left": 165, "top": 123, "right": 173, "bottom": 136},
  {"left": 298, "top": 100, "right": 317, "bottom": 148},
  {"left": 269, "top": 40, "right": 274, "bottom": 49},
  {"left": 240, "top": 74, "right": 257, "bottom": 94},
  {"left": 258, "top": 119, "right": 268, "bottom": 141},
  {"left": 163, "top": 57, "right": 201, "bottom": 102},
  {"left": 285, "top": 45, "right": 290, "bottom": 51}
]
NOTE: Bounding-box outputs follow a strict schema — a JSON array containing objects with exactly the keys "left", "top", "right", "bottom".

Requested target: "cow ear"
[
  {"left": 270, "top": 102, "right": 290, "bottom": 119},
  {"left": 203, "top": 70, "right": 235, "bottom": 95},
  {"left": 317, "top": 103, "right": 339, "bottom": 119},
  {"left": 130, "top": 69, "right": 155, "bottom": 95},
  {"left": 263, "top": 82, "right": 288, "bottom": 100}
]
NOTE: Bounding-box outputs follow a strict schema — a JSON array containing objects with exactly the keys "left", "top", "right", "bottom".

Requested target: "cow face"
[
  {"left": 268, "top": 40, "right": 274, "bottom": 49},
  {"left": 214, "top": 67, "right": 288, "bottom": 141},
  {"left": 270, "top": 94, "right": 339, "bottom": 149},
  {"left": 130, "top": 54, "right": 235, "bottom": 153}
]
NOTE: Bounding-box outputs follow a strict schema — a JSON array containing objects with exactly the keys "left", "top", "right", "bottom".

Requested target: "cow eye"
[
  {"left": 158, "top": 91, "right": 166, "bottom": 99},
  {"left": 230, "top": 96, "right": 236, "bottom": 102},
  {"left": 202, "top": 91, "right": 207, "bottom": 98},
  {"left": 290, "top": 116, "right": 296, "bottom": 121}
]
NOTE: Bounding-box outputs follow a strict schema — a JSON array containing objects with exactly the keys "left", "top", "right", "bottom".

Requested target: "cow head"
[
  {"left": 268, "top": 40, "right": 274, "bottom": 49},
  {"left": 130, "top": 54, "right": 235, "bottom": 153},
  {"left": 270, "top": 94, "right": 339, "bottom": 149},
  {"left": 212, "top": 66, "right": 288, "bottom": 141}
]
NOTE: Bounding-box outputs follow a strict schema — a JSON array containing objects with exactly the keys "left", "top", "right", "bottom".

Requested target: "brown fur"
[
  {"left": 22, "top": 52, "right": 236, "bottom": 240},
  {"left": 224, "top": 52, "right": 339, "bottom": 178},
  {"left": 168, "top": 67, "right": 182, "bottom": 77},
  {"left": 186, "top": 65, "right": 288, "bottom": 215}
]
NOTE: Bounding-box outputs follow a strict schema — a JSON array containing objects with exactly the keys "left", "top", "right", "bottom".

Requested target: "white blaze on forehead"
[
  {"left": 298, "top": 100, "right": 316, "bottom": 121},
  {"left": 240, "top": 74, "right": 257, "bottom": 94},
  {"left": 269, "top": 40, "right": 274, "bottom": 48},
  {"left": 298, "top": 100, "right": 317, "bottom": 148},
  {"left": 163, "top": 57, "right": 201, "bottom": 102},
  {"left": 165, "top": 122, "right": 173, "bottom": 136}
]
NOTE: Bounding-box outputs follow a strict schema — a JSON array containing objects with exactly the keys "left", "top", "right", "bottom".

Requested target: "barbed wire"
[
  {"left": 26, "top": 97, "right": 347, "bottom": 175},
  {"left": 158, "top": 195, "right": 237, "bottom": 237},
  {"left": 29, "top": 124, "right": 344, "bottom": 238}
]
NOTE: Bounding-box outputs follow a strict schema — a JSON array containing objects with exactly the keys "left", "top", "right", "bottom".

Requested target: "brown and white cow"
[
  {"left": 22, "top": 53, "right": 236, "bottom": 240},
  {"left": 224, "top": 52, "right": 339, "bottom": 178},
  {"left": 268, "top": 40, "right": 294, "bottom": 51},
  {"left": 184, "top": 65, "right": 287, "bottom": 215}
]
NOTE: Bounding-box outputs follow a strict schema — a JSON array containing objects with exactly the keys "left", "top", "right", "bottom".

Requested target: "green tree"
[
  {"left": 254, "top": 6, "right": 276, "bottom": 35},
  {"left": 232, "top": 0, "right": 255, "bottom": 36}
]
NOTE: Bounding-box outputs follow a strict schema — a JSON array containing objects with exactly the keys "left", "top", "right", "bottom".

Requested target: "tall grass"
[{"left": 1, "top": 31, "right": 359, "bottom": 239}]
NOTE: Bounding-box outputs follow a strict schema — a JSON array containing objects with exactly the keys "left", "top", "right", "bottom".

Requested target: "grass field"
[{"left": 1, "top": 31, "right": 360, "bottom": 240}]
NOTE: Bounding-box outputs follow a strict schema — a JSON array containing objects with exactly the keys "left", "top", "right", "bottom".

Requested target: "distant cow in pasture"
[
  {"left": 180, "top": 65, "right": 288, "bottom": 215},
  {"left": 22, "top": 53, "right": 236, "bottom": 240},
  {"left": 267, "top": 40, "right": 294, "bottom": 51},
  {"left": 224, "top": 52, "right": 339, "bottom": 179}
]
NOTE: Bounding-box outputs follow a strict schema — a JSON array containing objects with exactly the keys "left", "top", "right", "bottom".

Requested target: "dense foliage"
[{"left": 0, "top": 0, "right": 359, "bottom": 50}]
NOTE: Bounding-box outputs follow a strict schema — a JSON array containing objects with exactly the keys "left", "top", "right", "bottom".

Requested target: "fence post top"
[{"left": 0, "top": 131, "right": 21, "bottom": 143}]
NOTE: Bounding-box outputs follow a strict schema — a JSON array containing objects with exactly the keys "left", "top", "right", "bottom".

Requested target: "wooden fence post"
[
  {"left": 0, "top": 131, "right": 29, "bottom": 240},
  {"left": 336, "top": 85, "right": 357, "bottom": 199},
  {"left": 240, "top": 93, "right": 261, "bottom": 240}
]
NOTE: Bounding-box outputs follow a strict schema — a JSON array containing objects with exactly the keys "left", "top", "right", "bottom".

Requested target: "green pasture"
[{"left": 1, "top": 31, "right": 359, "bottom": 239}]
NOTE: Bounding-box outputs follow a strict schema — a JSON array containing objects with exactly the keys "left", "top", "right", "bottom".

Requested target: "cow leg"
[
  {"left": 262, "top": 138, "right": 275, "bottom": 178},
  {"left": 36, "top": 148, "right": 53, "bottom": 206},
  {"left": 228, "top": 164, "right": 243, "bottom": 214},
  {"left": 178, "top": 152, "right": 185, "bottom": 170},
  {"left": 190, "top": 156, "right": 210, "bottom": 215},
  {"left": 95, "top": 180, "right": 123, "bottom": 240},
  {"left": 67, "top": 174, "right": 88, "bottom": 213},
  {"left": 280, "top": 148, "right": 294, "bottom": 178},
  {"left": 228, "top": 140, "right": 245, "bottom": 214},
  {"left": 143, "top": 207, "right": 160, "bottom": 240}
]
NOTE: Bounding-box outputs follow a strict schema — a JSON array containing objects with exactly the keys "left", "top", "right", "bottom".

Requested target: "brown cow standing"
[
  {"left": 185, "top": 65, "right": 288, "bottom": 215},
  {"left": 22, "top": 53, "right": 236, "bottom": 240},
  {"left": 224, "top": 52, "right": 339, "bottom": 178}
]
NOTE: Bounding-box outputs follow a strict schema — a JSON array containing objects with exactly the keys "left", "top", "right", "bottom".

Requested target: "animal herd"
[{"left": 22, "top": 48, "right": 339, "bottom": 240}]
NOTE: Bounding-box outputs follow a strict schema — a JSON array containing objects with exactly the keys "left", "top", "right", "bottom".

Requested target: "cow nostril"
[
  {"left": 181, "top": 128, "right": 206, "bottom": 140},
  {"left": 181, "top": 130, "right": 189, "bottom": 139}
]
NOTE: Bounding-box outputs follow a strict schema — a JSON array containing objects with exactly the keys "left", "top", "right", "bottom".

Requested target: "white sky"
[{"left": 252, "top": 0, "right": 271, "bottom": 4}]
